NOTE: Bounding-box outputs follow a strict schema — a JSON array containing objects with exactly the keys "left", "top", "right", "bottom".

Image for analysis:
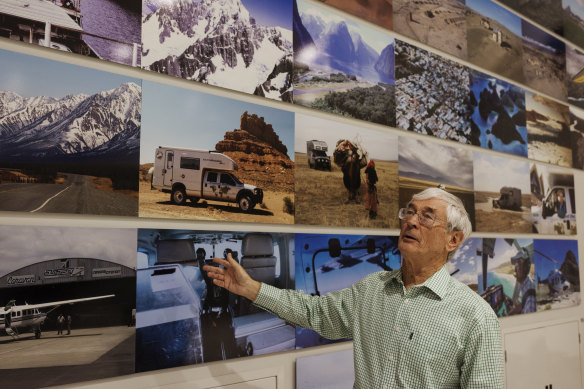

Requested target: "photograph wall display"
[
  {"left": 296, "top": 349, "right": 355, "bottom": 389},
  {"left": 499, "top": 0, "right": 564, "bottom": 36},
  {"left": 139, "top": 81, "right": 295, "bottom": 224},
  {"left": 477, "top": 238, "right": 536, "bottom": 317},
  {"left": 566, "top": 44, "right": 584, "bottom": 109},
  {"left": 393, "top": 0, "right": 468, "bottom": 59},
  {"left": 136, "top": 229, "right": 295, "bottom": 372},
  {"left": 0, "top": 0, "right": 141, "bottom": 66},
  {"left": 449, "top": 237, "right": 480, "bottom": 293},
  {"left": 569, "top": 106, "right": 584, "bottom": 169},
  {"left": 466, "top": 0, "right": 525, "bottom": 84},
  {"left": 0, "top": 49, "right": 141, "bottom": 217},
  {"left": 319, "top": 0, "right": 393, "bottom": 31},
  {"left": 473, "top": 153, "right": 531, "bottom": 233},
  {"left": 468, "top": 69, "right": 527, "bottom": 157},
  {"left": 293, "top": 0, "right": 396, "bottom": 126},
  {"left": 395, "top": 40, "right": 472, "bottom": 144},
  {"left": 294, "top": 113, "right": 398, "bottom": 228},
  {"left": 521, "top": 20, "right": 567, "bottom": 101},
  {"left": 534, "top": 239, "right": 580, "bottom": 311},
  {"left": 142, "top": 0, "right": 293, "bottom": 101},
  {"left": 530, "top": 163, "right": 577, "bottom": 235},
  {"left": 0, "top": 225, "right": 137, "bottom": 388},
  {"left": 526, "top": 92, "right": 572, "bottom": 168},
  {"left": 294, "top": 233, "right": 400, "bottom": 348},
  {"left": 563, "top": 0, "right": 584, "bottom": 48},
  {"left": 398, "top": 137, "right": 476, "bottom": 230}
]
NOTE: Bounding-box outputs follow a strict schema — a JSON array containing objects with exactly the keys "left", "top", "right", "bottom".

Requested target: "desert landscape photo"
[
  {"left": 139, "top": 81, "right": 294, "bottom": 224},
  {"left": 294, "top": 113, "right": 398, "bottom": 229},
  {"left": 320, "top": 0, "right": 393, "bottom": 30}
]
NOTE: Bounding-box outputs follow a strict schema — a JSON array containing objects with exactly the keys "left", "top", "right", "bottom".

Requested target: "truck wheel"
[
  {"left": 238, "top": 195, "right": 254, "bottom": 212},
  {"left": 171, "top": 188, "right": 186, "bottom": 205},
  {"left": 35, "top": 329, "right": 41, "bottom": 339}
]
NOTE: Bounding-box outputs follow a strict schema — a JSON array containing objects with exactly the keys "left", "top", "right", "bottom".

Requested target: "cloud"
[
  {"left": 399, "top": 138, "right": 473, "bottom": 188},
  {"left": 473, "top": 153, "right": 530, "bottom": 192}
]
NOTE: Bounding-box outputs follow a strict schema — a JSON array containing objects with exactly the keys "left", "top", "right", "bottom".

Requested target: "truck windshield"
[
  {"left": 314, "top": 150, "right": 327, "bottom": 157},
  {"left": 229, "top": 174, "right": 242, "bottom": 185}
]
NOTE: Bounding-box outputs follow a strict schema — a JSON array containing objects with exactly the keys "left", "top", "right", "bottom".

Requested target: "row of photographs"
[
  {"left": 0, "top": 47, "right": 581, "bottom": 234},
  {"left": 0, "top": 225, "right": 579, "bottom": 388},
  {"left": 2, "top": 1, "right": 584, "bottom": 120}
]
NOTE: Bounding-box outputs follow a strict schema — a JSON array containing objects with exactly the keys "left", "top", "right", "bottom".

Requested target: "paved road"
[{"left": 0, "top": 173, "right": 138, "bottom": 216}]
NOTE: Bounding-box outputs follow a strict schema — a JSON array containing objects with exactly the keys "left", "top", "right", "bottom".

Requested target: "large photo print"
[{"left": 0, "top": 50, "right": 141, "bottom": 217}]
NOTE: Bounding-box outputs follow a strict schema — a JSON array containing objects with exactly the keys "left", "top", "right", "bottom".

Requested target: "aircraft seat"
[
  {"left": 155, "top": 239, "right": 197, "bottom": 266},
  {"left": 240, "top": 233, "right": 277, "bottom": 285}
]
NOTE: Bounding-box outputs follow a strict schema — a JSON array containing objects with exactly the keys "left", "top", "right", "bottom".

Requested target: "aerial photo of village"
[
  {"left": 521, "top": 20, "right": 567, "bottom": 101},
  {"left": 466, "top": 0, "right": 525, "bottom": 84},
  {"left": 526, "top": 92, "right": 572, "bottom": 168},
  {"left": 393, "top": 0, "right": 468, "bottom": 59},
  {"left": 395, "top": 41, "right": 473, "bottom": 144}
]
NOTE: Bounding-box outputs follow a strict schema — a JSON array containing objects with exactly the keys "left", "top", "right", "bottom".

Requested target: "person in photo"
[
  {"left": 365, "top": 160, "right": 379, "bottom": 219},
  {"left": 204, "top": 188, "right": 504, "bottom": 388}
]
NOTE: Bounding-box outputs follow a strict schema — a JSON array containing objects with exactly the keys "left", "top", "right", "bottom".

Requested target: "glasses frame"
[{"left": 398, "top": 207, "right": 447, "bottom": 228}]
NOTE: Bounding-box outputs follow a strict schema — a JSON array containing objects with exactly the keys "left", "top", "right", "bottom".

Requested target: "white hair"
[{"left": 410, "top": 188, "right": 472, "bottom": 258}]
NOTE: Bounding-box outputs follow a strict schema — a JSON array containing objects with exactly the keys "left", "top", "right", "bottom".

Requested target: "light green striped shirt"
[{"left": 254, "top": 265, "right": 504, "bottom": 388}]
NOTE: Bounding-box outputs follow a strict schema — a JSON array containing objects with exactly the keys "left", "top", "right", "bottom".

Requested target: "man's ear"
[{"left": 446, "top": 230, "right": 464, "bottom": 254}]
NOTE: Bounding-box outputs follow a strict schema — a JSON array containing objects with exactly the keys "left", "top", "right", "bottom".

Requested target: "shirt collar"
[{"left": 388, "top": 265, "right": 451, "bottom": 300}]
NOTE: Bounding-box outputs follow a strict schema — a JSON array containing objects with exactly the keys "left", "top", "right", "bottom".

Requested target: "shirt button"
[
  {"left": 388, "top": 355, "right": 393, "bottom": 361},
  {"left": 395, "top": 326, "right": 400, "bottom": 332},
  {"left": 404, "top": 298, "right": 409, "bottom": 304}
]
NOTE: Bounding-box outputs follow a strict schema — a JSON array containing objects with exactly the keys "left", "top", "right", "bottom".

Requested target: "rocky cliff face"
[{"left": 215, "top": 111, "right": 293, "bottom": 191}]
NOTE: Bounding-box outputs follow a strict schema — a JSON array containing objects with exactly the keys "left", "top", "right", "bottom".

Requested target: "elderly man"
[{"left": 204, "top": 188, "right": 504, "bottom": 388}]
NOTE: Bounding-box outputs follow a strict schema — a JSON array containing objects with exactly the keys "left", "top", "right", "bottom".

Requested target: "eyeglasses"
[{"left": 398, "top": 207, "right": 447, "bottom": 228}]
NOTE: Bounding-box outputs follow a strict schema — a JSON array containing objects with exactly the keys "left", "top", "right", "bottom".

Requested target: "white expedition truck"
[{"left": 151, "top": 147, "right": 263, "bottom": 212}]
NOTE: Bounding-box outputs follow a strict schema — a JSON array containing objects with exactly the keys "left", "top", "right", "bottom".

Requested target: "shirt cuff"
[{"left": 253, "top": 282, "right": 282, "bottom": 312}]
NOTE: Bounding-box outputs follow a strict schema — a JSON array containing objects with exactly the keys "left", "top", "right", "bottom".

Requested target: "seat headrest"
[
  {"left": 156, "top": 239, "right": 195, "bottom": 264},
  {"left": 242, "top": 233, "right": 274, "bottom": 257}
]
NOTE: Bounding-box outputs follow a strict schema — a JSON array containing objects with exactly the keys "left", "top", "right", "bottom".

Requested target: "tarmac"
[{"left": 0, "top": 326, "right": 135, "bottom": 388}]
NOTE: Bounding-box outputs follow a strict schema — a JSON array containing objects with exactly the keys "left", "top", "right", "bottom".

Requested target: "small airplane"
[
  {"left": 0, "top": 295, "right": 114, "bottom": 340},
  {"left": 539, "top": 269, "right": 570, "bottom": 296}
]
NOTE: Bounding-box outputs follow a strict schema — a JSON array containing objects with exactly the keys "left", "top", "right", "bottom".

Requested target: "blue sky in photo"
[
  {"left": 467, "top": 0, "right": 522, "bottom": 37},
  {"left": 563, "top": 0, "right": 584, "bottom": 20},
  {"left": 522, "top": 20, "right": 565, "bottom": 53},
  {"left": 243, "top": 0, "right": 292, "bottom": 30},
  {"left": 141, "top": 81, "right": 294, "bottom": 164},
  {"left": 448, "top": 238, "right": 481, "bottom": 286},
  {"left": 534, "top": 239, "right": 579, "bottom": 282},
  {"left": 0, "top": 49, "right": 139, "bottom": 98}
]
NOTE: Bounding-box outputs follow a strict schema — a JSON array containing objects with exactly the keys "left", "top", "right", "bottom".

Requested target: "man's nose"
[{"left": 404, "top": 213, "right": 421, "bottom": 228}]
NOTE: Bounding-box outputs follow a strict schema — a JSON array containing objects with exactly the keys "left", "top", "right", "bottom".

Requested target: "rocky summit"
[{"left": 215, "top": 111, "right": 293, "bottom": 191}]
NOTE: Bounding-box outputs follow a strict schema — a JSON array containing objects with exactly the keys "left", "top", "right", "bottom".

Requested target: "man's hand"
[{"left": 203, "top": 253, "right": 261, "bottom": 301}]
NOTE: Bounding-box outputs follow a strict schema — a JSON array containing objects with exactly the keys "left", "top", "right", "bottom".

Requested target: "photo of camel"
[
  {"left": 521, "top": 20, "right": 567, "bottom": 101},
  {"left": 566, "top": 45, "right": 584, "bottom": 109},
  {"left": 395, "top": 40, "right": 472, "bottom": 144},
  {"left": 449, "top": 238, "right": 481, "bottom": 293},
  {"left": 319, "top": 0, "right": 393, "bottom": 30},
  {"left": 393, "top": 0, "right": 468, "bottom": 59},
  {"left": 468, "top": 70, "right": 527, "bottom": 157},
  {"left": 398, "top": 137, "right": 475, "bottom": 230},
  {"left": 139, "top": 81, "right": 295, "bottom": 224},
  {"left": 294, "top": 113, "right": 398, "bottom": 228},
  {"left": 293, "top": 0, "right": 396, "bottom": 126},
  {"left": 534, "top": 239, "right": 580, "bottom": 312},
  {"left": 0, "top": 49, "right": 141, "bottom": 217},
  {"left": 526, "top": 92, "right": 572, "bottom": 168},
  {"left": 473, "top": 152, "right": 531, "bottom": 233},
  {"left": 466, "top": 0, "right": 525, "bottom": 84},
  {"left": 563, "top": 0, "right": 584, "bottom": 48},
  {"left": 477, "top": 238, "right": 535, "bottom": 317},
  {"left": 499, "top": 0, "right": 564, "bottom": 36}
]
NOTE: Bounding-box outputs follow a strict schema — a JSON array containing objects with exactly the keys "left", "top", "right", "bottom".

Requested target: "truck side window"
[
  {"left": 180, "top": 157, "right": 200, "bottom": 170},
  {"left": 207, "top": 172, "right": 218, "bottom": 183},
  {"left": 220, "top": 174, "right": 235, "bottom": 186},
  {"left": 166, "top": 153, "right": 173, "bottom": 169}
]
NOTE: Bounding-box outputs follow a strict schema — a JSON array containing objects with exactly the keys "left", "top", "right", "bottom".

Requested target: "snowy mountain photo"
[
  {"left": 141, "top": 0, "right": 293, "bottom": 101},
  {"left": 0, "top": 50, "right": 141, "bottom": 217}
]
